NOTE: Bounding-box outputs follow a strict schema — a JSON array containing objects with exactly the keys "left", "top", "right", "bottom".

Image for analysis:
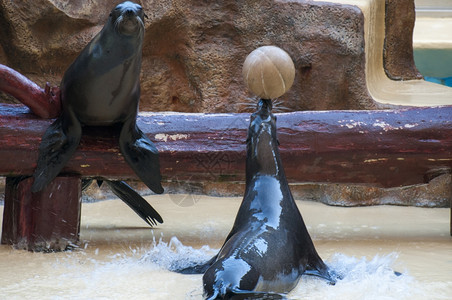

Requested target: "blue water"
[
  {"left": 413, "top": 48, "right": 452, "bottom": 87},
  {"left": 424, "top": 76, "right": 452, "bottom": 87}
]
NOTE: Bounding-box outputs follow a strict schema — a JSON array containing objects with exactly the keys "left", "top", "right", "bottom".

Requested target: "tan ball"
[{"left": 242, "top": 46, "right": 295, "bottom": 99}]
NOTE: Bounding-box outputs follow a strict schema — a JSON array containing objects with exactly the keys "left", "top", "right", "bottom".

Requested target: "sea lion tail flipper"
[
  {"left": 32, "top": 116, "right": 81, "bottom": 192},
  {"left": 119, "top": 123, "right": 164, "bottom": 195},
  {"left": 105, "top": 180, "right": 163, "bottom": 226}
]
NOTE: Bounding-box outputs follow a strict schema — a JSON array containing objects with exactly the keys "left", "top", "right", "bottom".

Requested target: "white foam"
[
  {"left": 2, "top": 238, "right": 450, "bottom": 299},
  {"left": 290, "top": 253, "right": 446, "bottom": 300},
  {"left": 140, "top": 236, "right": 217, "bottom": 271}
]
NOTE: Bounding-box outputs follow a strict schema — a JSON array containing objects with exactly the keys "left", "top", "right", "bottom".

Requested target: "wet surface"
[{"left": 0, "top": 195, "right": 451, "bottom": 299}]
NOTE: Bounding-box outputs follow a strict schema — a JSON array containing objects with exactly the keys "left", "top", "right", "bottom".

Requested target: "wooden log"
[
  {"left": 0, "top": 103, "right": 451, "bottom": 188},
  {"left": 0, "top": 64, "right": 61, "bottom": 118},
  {"left": 1, "top": 176, "right": 81, "bottom": 251}
]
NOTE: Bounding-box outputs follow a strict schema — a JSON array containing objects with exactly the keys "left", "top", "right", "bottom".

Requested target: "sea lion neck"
[{"left": 246, "top": 100, "right": 282, "bottom": 180}]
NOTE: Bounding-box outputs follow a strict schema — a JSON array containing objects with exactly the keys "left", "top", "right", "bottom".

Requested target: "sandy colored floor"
[
  {"left": 0, "top": 1, "right": 451, "bottom": 299},
  {"left": 0, "top": 195, "right": 451, "bottom": 299}
]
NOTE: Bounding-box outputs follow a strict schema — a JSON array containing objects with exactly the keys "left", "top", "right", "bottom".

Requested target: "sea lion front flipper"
[
  {"left": 172, "top": 254, "right": 218, "bottom": 274},
  {"left": 119, "top": 117, "right": 164, "bottom": 195},
  {"left": 226, "top": 289, "right": 286, "bottom": 300},
  {"left": 32, "top": 113, "right": 82, "bottom": 193},
  {"left": 105, "top": 180, "right": 163, "bottom": 226},
  {"left": 304, "top": 253, "right": 338, "bottom": 284}
]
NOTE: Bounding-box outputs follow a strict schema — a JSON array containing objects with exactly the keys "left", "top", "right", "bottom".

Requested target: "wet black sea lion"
[
  {"left": 179, "top": 99, "right": 335, "bottom": 299},
  {"left": 31, "top": 2, "right": 163, "bottom": 225}
]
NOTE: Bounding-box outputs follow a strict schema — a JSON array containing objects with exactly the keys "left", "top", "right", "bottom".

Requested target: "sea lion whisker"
[
  {"left": 114, "top": 15, "right": 123, "bottom": 33},
  {"left": 273, "top": 106, "right": 292, "bottom": 113},
  {"left": 272, "top": 99, "right": 290, "bottom": 113},
  {"left": 136, "top": 15, "right": 145, "bottom": 28},
  {"left": 272, "top": 99, "right": 282, "bottom": 105},
  {"left": 236, "top": 101, "right": 257, "bottom": 108}
]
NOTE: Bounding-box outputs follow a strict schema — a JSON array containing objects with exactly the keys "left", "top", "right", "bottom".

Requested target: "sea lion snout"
[
  {"left": 250, "top": 99, "right": 276, "bottom": 134},
  {"left": 111, "top": 1, "right": 144, "bottom": 36},
  {"left": 257, "top": 99, "right": 273, "bottom": 114}
]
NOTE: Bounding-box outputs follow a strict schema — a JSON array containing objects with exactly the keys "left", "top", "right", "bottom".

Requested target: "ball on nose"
[{"left": 242, "top": 46, "right": 295, "bottom": 99}]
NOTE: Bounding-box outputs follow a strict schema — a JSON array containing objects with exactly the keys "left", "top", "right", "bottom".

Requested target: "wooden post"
[{"left": 1, "top": 176, "right": 81, "bottom": 251}]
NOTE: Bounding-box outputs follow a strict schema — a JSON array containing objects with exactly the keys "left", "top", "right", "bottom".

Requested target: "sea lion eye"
[{"left": 111, "top": 6, "right": 121, "bottom": 18}]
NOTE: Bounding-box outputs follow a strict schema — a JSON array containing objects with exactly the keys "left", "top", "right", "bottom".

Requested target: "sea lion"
[
  {"left": 178, "top": 99, "right": 335, "bottom": 299},
  {"left": 31, "top": 1, "right": 163, "bottom": 225}
]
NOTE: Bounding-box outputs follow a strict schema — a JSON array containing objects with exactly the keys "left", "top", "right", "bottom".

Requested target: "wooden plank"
[
  {"left": 0, "top": 103, "right": 451, "bottom": 188},
  {"left": 0, "top": 64, "right": 60, "bottom": 118}
]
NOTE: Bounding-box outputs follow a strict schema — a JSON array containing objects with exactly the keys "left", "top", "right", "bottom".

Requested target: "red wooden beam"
[
  {"left": 0, "top": 64, "right": 61, "bottom": 119},
  {"left": 0, "top": 103, "right": 451, "bottom": 188}
]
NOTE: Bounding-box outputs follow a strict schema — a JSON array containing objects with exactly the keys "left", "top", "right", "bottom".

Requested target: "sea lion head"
[
  {"left": 110, "top": 1, "right": 145, "bottom": 36},
  {"left": 247, "top": 99, "right": 279, "bottom": 175}
]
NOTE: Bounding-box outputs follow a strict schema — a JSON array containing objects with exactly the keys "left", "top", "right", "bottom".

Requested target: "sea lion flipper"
[
  {"left": 304, "top": 255, "right": 337, "bottom": 284},
  {"left": 81, "top": 179, "right": 94, "bottom": 191},
  {"left": 105, "top": 180, "right": 163, "bottom": 226},
  {"left": 119, "top": 119, "right": 164, "bottom": 195},
  {"left": 32, "top": 115, "right": 81, "bottom": 192},
  {"left": 172, "top": 254, "right": 218, "bottom": 274},
  {"left": 227, "top": 289, "right": 286, "bottom": 299}
]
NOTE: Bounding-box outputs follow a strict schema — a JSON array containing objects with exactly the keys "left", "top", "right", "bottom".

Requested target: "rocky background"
[
  {"left": 2, "top": 0, "right": 377, "bottom": 112},
  {"left": 384, "top": 0, "right": 423, "bottom": 80},
  {"left": 0, "top": 0, "right": 447, "bottom": 207}
]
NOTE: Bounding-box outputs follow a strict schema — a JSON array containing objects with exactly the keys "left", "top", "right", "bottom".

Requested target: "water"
[{"left": 0, "top": 195, "right": 451, "bottom": 299}]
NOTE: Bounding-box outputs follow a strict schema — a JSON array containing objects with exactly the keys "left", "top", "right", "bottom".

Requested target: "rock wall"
[
  {"left": 384, "top": 0, "right": 423, "bottom": 80},
  {"left": 0, "top": 0, "right": 376, "bottom": 112}
]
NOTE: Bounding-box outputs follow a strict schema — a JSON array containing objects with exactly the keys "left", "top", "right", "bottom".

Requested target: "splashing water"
[
  {"left": 291, "top": 253, "right": 415, "bottom": 300},
  {"left": 0, "top": 236, "right": 450, "bottom": 299},
  {"left": 140, "top": 236, "right": 217, "bottom": 271},
  {"left": 138, "top": 238, "right": 447, "bottom": 300}
]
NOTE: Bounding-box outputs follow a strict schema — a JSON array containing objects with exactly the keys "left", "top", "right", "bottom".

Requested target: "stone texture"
[
  {"left": 316, "top": 173, "right": 451, "bottom": 207},
  {"left": 384, "top": 0, "right": 423, "bottom": 80},
  {"left": 80, "top": 173, "right": 452, "bottom": 208},
  {"left": 0, "top": 0, "right": 376, "bottom": 112}
]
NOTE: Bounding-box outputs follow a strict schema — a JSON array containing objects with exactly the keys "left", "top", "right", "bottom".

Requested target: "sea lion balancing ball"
[{"left": 242, "top": 45, "right": 295, "bottom": 99}]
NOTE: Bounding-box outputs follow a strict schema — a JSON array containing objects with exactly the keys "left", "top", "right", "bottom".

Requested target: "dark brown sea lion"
[
  {"left": 178, "top": 99, "right": 335, "bottom": 299},
  {"left": 31, "top": 1, "right": 163, "bottom": 226}
]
